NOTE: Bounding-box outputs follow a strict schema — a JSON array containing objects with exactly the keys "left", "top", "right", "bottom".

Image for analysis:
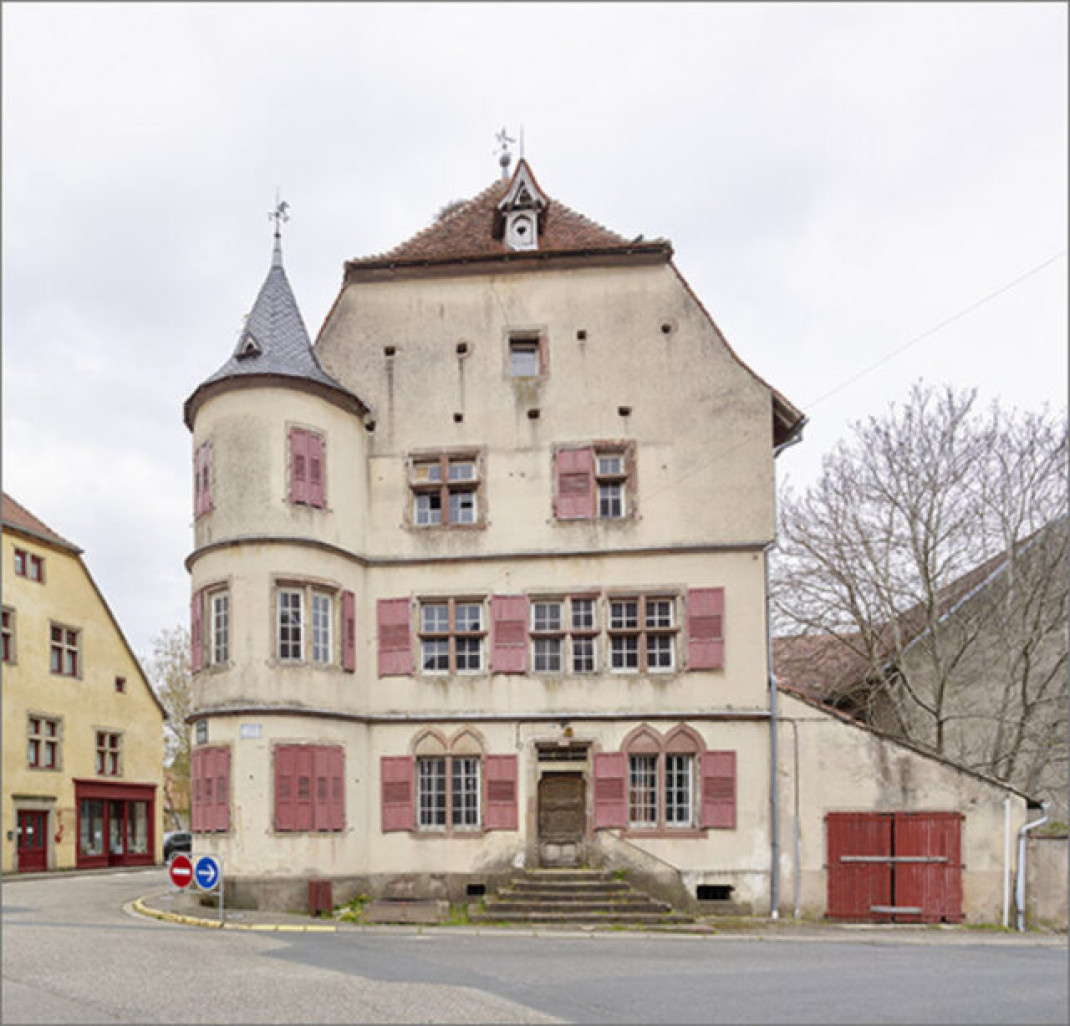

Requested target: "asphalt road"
[{"left": 2, "top": 869, "right": 1067, "bottom": 1025}]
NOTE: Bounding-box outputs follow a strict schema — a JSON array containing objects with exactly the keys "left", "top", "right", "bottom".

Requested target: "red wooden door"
[
  {"left": 894, "top": 812, "right": 963, "bottom": 924},
  {"left": 17, "top": 810, "right": 47, "bottom": 873},
  {"left": 826, "top": 813, "right": 892, "bottom": 921}
]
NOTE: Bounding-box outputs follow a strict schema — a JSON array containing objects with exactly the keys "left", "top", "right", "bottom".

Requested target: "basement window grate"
[{"left": 697, "top": 885, "right": 734, "bottom": 901}]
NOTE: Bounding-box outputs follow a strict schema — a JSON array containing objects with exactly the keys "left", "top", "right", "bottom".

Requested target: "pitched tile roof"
[
  {"left": 347, "top": 160, "right": 661, "bottom": 269},
  {"left": 1, "top": 492, "right": 81, "bottom": 553}
]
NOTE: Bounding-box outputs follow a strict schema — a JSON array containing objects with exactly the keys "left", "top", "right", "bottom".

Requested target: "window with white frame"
[
  {"left": 530, "top": 597, "right": 599, "bottom": 674},
  {"left": 608, "top": 595, "right": 678, "bottom": 673},
  {"left": 418, "top": 599, "right": 484, "bottom": 674},
  {"left": 508, "top": 334, "right": 541, "bottom": 377},
  {"left": 628, "top": 754, "right": 658, "bottom": 828},
  {"left": 410, "top": 453, "right": 482, "bottom": 528},
  {"left": 49, "top": 624, "right": 81, "bottom": 677},
  {"left": 209, "top": 590, "right": 229, "bottom": 665},
  {"left": 664, "top": 753, "right": 695, "bottom": 827},
  {"left": 276, "top": 584, "right": 337, "bottom": 665},
  {"left": 417, "top": 755, "right": 481, "bottom": 831},
  {"left": 623, "top": 727, "right": 700, "bottom": 831},
  {"left": 28, "top": 715, "right": 61, "bottom": 770},
  {"left": 596, "top": 452, "right": 628, "bottom": 519}
]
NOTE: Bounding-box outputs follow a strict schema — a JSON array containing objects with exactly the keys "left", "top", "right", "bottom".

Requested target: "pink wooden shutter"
[
  {"left": 202, "top": 442, "right": 213, "bottom": 514},
  {"left": 193, "top": 445, "right": 203, "bottom": 517},
  {"left": 308, "top": 432, "right": 325, "bottom": 508},
  {"left": 289, "top": 428, "right": 309, "bottom": 504},
  {"left": 214, "top": 747, "right": 230, "bottom": 832},
  {"left": 342, "top": 590, "right": 356, "bottom": 673},
  {"left": 329, "top": 747, "right": 345, "bottom": 832},
  {"left": 483, "top": 755, "right": 518, "bottom": 830},
  {"left": 380, "top": 756, "right": 414, "bottom": 832},
  {"left": 274, "top": 746, "right": 296, "bottom": 831},
  {"left": 593, "top": 752, "right": 628, "bottom": 828},
  {"left": 295, "top": 746, "right": 314, "bottom": 831},
  {"left": 687, "top": 588, "right": 725, "bottom": 670},
  {"left": 377, "top": 598, "right": 412, "bottom": 677},
  {"left": 555, "top": 447, "right": 595, "bottom": 519},
  {"left": 190, "top": 590, "right": 203, "bottom": 673},
  {"left": 190, "top": 748, "right": 203, "bottom": 833},
  {"left": 491, "top": 595, "right": 529, "bottom": 673},
  {"left": 701, "top": 750, "right": 736, "bottom": 829},
  {"left": 313, "top": 746, "right": 331, "bottom": 831}
]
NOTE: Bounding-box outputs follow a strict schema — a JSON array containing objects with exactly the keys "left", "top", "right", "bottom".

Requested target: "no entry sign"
[{"left": 169, "top": 853, "right": 194, "bottom": 889}]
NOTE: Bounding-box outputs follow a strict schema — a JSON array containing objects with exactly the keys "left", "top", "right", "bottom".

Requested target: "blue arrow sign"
[{"left": 194, "top": 855, "right": 221, "bottom": 892}]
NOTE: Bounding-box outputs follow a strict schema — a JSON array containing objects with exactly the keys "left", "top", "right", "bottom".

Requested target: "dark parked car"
[{"left": 163, "top": 831, "right": 192, "bottom": 861}]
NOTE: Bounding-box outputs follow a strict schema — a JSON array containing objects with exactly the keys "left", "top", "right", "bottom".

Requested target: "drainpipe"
[
  {"left": 1015, "top": 801, "right": 1049, "bottom": 932},
  {"left": 1002, "top": 797, "right": 1011, "bottom": 929},
  {"left": 767, "top": 416, "right": 808, "bottom": 920}
]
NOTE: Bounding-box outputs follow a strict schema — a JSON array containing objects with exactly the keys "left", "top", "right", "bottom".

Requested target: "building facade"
[
  {"left": 2, "top": 494, "right": 166, "bottom": 873},
  {"left": 184, "top": 161, "right": 1032, "bottom": 920}
]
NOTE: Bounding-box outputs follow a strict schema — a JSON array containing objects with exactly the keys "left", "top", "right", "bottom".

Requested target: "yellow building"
[{"left": 2, "top": 493, "right": 166, "bottom": 873}]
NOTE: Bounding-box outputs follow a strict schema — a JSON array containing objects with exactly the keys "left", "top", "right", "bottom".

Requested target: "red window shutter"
[
  {"left": 687, "top": 588, "right": 725, "bottom": 670},
  {"left": 274, "top": 746, "right": 296, "bottom": 832},
  {"left": 294, "top": 746, "right": 314, "bottom": 831},
  {"left": 342, "top": 590, "right": 356, "bottom": 673},
  {"left": 701, "top": 750, "right": 736, "bottom": 829},
  {"left": 308, "top": 432, "right": 325, "bottom": 508},
  {"left": 193, "top": 444, "right": 202, "bottom": 517},
  {"left": 483, "top": 755, "right": 518, "bottom": 831},
  {"left": 289, "top": 428, "right": 309, "bottom": 504},
  {"left": 593, "top": 752, "right": 628, "bottom": 829},
  {"left": 216, "top": 747, "right": 230, "bottom": 832},
  {"left": 191, "top": 749, "right": 203, "bottom": 833},
  {"left": 329, "top": 747, "right": 345, "bottom": 832},
  {"left": 491, "top": 595, "right": 529, "bottom": 673},
  {"left": 377, "top": 598, "right": 412, "bottom": 677},
  {"left": 555, "top": 447, "right": 595, "bottom": 520},
  {"left": 380, "top": 756, "right": 414, "bottom": 832},
  {"left": 202, "top": 442, "right": 213, "bottom": 514},
  {"left": 190, "top": 590, "right": 203, "bottom": 673},
  {"left": 313, "top": 746, "right": 332, "bottom": 832}
]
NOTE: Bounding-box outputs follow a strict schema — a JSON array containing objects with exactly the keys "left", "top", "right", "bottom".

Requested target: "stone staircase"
[{"left": 468, "top": 868, "right": 693, "bottom": 927}]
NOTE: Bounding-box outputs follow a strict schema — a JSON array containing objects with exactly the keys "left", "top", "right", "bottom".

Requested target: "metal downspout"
[
  {"left": 768, "top": 416, "right": 807, "bottom": 920},
  {"left": 1016, "top": 802, "right": 1049, "bottom": 932}
]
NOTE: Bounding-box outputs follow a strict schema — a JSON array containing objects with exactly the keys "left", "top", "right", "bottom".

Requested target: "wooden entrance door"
[
  {"left": 17, "top": 810, "right": 48, "bottom": 873},
  {"left": 538, "top": 773, "right": 586, "bottom": 866}
]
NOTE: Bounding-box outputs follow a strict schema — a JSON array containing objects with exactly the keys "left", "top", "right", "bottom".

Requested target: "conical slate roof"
[{"left": 200, "top": 235, "right": 345, "bottom": 391}]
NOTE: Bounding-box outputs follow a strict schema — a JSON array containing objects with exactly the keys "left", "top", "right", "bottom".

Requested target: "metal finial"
[
  {"left": 268, "top": 190, "right": 290, "bottom": 266},
  {"left": 495, "top": 127, "right": 515, "bottom": 179}
]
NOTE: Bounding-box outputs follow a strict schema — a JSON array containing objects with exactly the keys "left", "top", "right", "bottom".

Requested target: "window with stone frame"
[
  {"left": 28, "top": 715, "right": 61, "bottom": 770},
  {"left": 2, "top": 606, "right": 15, "bottom": 664},
  {"left": 624, "top": 726, "right": 702, "bottom": 832},
  {"left": 95, "top": 731, "right": 122, "bottom": 777},
  {"left": 414, "top": 730, "right": 483, "bottom": 832},
  {"left": 529, "top": 596, "right": 600, "bottom": 674},
  {"left": 418, "top": 598, "right": 485, "bottom": 674},
  {"left": 276, "top": 582, "right": 344, "bottom": 666},
  {"left": 409, "top": 452, "right": 483, "bottom": 528},
  {"left": 49, "top": 623, "right": 81, "bottom": 677},
  {"left": 13, "top": 548, "right": 44, "bottom": 582},
  {"left": 608, "top": 594, "right": 679, "bottom": 673},
  {"left": 209, "top": 588, "right": 230, "bottom": 666}
]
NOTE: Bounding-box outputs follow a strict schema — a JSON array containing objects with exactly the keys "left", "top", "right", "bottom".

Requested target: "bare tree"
[
  {"left": 146, "top": 626, "right": 192, "bottom": 830},
  {"left": 773, "top": 383, "right": 1067, "bottom": 815}
]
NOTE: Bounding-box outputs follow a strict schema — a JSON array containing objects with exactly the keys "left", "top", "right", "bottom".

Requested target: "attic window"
[{"left": 237, "top": 333, "right": 261, "bottom": 359}]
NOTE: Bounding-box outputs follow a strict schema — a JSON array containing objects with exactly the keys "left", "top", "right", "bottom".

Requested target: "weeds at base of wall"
[{"left": 335, "top": 893, "right": 372, "bottom": 923}]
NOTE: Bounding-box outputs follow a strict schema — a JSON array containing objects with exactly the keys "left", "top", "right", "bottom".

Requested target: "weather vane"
[
  {"left": 268, "top": 190, "right": 290, "bottom": 237},
  {"left": 495, "top": 128, "right": 515, "bottom": 179}
]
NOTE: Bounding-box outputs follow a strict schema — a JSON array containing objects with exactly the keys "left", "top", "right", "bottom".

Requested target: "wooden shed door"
[
  {"left": 826, "top": 812, "right": 963, "bottom": 923},
  {"left": 17, "top": 810, "right": 48, "bottom": 873}
]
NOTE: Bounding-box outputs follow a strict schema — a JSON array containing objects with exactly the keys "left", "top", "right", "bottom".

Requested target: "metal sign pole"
[{"left": 219, "top": 857, "right": 225, "bottom": 926}]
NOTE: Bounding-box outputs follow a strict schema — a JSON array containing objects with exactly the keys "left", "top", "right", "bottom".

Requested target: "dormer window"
[
  {"left": 236, "top": 333, "right": 261, "bottom": 359},
  {"left": 498, "top": 161, "right": 548, "bottom": 252},
  {"left": 506, "top": 212, "right": 537, "bottom": 251}
]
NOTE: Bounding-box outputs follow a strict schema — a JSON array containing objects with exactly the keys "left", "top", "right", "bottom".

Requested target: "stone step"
[
  {"left": 482, "top": 899, "right": 672, "bottom": 916},
  {"left": 469, "top": 910, "right": 694, "bottom": 925},
  {"left": 507, "top": 882, "right": 631, "bottom": 897}
]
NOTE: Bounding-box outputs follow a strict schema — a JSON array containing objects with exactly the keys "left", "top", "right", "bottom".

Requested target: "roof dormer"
[{"left": 497, "top": 160, "right": 548, "bottom": 251}]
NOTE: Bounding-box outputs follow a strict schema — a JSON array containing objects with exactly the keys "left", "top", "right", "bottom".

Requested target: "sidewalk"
[{"left": 131, "top": 889, "right": 1068, "bottom": 945}]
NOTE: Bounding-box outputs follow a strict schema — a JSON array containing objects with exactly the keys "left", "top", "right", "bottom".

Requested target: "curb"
[{"left": 130, "top": 896, "right": 338, "bottom": 933}]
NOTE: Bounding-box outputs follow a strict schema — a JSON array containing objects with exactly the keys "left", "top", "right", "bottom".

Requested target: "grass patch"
[{"left": 335, "top": 893, "right": 372, "bottom": 923}]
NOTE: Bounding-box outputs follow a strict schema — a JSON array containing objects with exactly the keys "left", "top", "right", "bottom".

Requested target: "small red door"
[
  {"left": 826, "top": 812, "right": 892, "bottom": 921},
  {"left": 17, "top": 810, "right": 48, "bottom": 873},
  {"left": 894, "top": 812, "right": 963, "bottom": 924}
]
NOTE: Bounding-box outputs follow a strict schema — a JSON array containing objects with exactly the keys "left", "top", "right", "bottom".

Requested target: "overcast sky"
[{"left": 3, "top": 2, "right": 1066, "bottom": 664}]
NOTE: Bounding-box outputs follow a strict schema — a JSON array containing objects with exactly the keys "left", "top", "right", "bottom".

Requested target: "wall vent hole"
[
  {"left": 661, "top": 323, "right": 673, "bottom": 335},
  {"left": 456, "top": 342, "right": 469, "bottom": 355},
  {"left": 466, "top": 883, "right": 486, "bottom": 897},
  {"left": 577, "top": 329, "right": 587, "bottom": 341},
  {"left": 527, "top": 408, "right": 540, "bottom": 420},
  {"left": 697, "top": 884, "right": 733, "bottom": 901},
  {"left": 453, "top": 412, "right": 464, "bottom": 423},
  {"left": 384, "top": 346, "right": 396, "bottom": 357},
  {"left": 618, "top": 406, "right": 632, "bottom": 417}
]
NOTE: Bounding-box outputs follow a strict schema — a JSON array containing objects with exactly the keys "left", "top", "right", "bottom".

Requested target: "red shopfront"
[{"left": 74, "top": 780, "right": 157, "bottom": 869}]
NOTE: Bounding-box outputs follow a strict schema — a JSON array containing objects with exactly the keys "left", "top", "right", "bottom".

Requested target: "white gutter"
[{"left": 1015, "top": 801, "right": 1049, "bottom": 932}]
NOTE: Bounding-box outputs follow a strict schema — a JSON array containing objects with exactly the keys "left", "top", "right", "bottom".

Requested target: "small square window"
[
  {"left": 509, "top": 338, "right": 540, "bottom": 377},
  {"left": 195, "top": 720, "right": 208, "bottom": 745},
  {"left": 115, "top": 676, "right": 126, "bottom": 693}
]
